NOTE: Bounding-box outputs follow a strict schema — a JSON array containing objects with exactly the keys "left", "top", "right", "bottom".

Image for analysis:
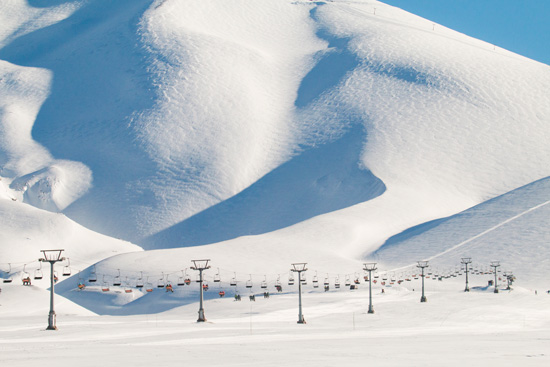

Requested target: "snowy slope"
[
  {"left": 0, "top": 0, "right": 548, "bottom": 254},
  {"left": 374, "top": 176, "right": 550, "bottom": 289},
  {"left": 0, "top": 0, "right": 549, "bottom": 308},
  {"left": 1, "top": 4, "right": 550, "bottom": 364}
]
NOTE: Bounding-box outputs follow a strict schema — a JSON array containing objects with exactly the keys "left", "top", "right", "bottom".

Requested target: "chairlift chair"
[
  {"left": 335, "top": 276, "right": 340, "bottom": 289},
  {"left": 230, "top": 272, "right": 237, "bottom": 286},
  {"left": 146, "top": 280, "right": 154, "bottom": 292},
  {"left": 177, "top": 270, "right": 186, "bottom": 286},
  {"left": 183, "top": 269, "right": 191, "bottom": 285},
  {"left": 345, "top": 275, "right": 351, "bottom": 287},
  {"left": 22, "top": 264, "right": 30, "bottom": 279},
  {"left": 324, "top": 275, "right": 329, "bottom": 286},
  {"left": 89, "top": 266, "right": 97, "bottom": 283},
  {"left": 246, "top": 274, "right": 253, "bottom": 289},
  {"left": 261, "top": 275, "right": 267, "bottom": 289},
  {"left": 63, "top": 258, "right": 71, "bottom": 276},
  {"left": 300, "top": 272, "right": 307, "bottom": 285},
  {"left": 124, "top": 276, "right": 134, "bottom": 292},
  {"left": 313, "top": 273, "right": 319, "bottom": 288},
  {"left": 288, "top": 273, "right": 295, "bottom": 286},
  {"left": 136, "top": 272, "right": 144, "bottom": 288},
  {"left": 2, "top": 263, "right": 13, "bottom": 283},
  {"left": 34, "top": 262, "right": 43, "bottom": 280},
  {"left": 101, "top": 275, "right": 110, "bottom": 292},
  {"left": 158, "top": 273, "right": 166, "bottom": 288},
  {"left": 21, "top": 264, "right": 31, "bottom": 285},
  {"left": 113, "top": 269, "right": 122, "bottom": 286},
  {"left": 214, "top": 268, "right": 221, "bottom": 283}
]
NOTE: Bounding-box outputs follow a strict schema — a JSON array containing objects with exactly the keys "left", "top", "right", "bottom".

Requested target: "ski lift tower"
[
  {"left": 39, "top": 249, "right": 65, "bottom": 330},
  {"left": 291, "top": 263, "right": 308, "bottom": 324},
  {"left": 506, "top": 272, "right": 515, "bottom": 290},
  {"left": 191, "top": 259, "right": 210, "bottom": 322},
  {"left": 363, "top": 263, "right": 377, "bottom": 314},
  {"left": 417, "top": 260, "right": 429, "bottom": 302},
  {"left": 461, "top": 258, "right": 472, "bottom": 292},
  {"left": 490, "top": 261, "right": 500, "bottom": 293}
]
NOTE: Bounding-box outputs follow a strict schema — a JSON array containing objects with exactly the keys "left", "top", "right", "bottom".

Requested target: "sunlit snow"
[{"left": 1, "top": 0, "right": 549, "bottom": 365}]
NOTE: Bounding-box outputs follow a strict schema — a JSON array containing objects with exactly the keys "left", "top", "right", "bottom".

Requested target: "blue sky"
[{"left": 379, "top": 0, "right": 550, "bottom": 66}]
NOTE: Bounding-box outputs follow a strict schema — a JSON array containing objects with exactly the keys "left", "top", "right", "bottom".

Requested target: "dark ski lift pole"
[
  {"left": 291, "top": 263, "right": 308, "bottom": 324},
  {"left": 363, "top": 262, "right": 377, "bottom": 314},
  {"left": 39, "top": 249, "right": 65, "bottom": 330},
  {"left": 461, "top": 258, "right": 472, "bottom": 292},
  {"left": 417, "top": 260, "right": 429, "bottom": 302},
  {"left": 191, "top": 259, "right": 211, "bottom": 322},
  {"left": 491, "top": 261, "right": 500, "bottom": 293}
]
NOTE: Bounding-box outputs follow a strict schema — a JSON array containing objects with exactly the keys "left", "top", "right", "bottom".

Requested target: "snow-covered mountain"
[{"left": 1, "top": 0, "right": 549, "bottom": 306}]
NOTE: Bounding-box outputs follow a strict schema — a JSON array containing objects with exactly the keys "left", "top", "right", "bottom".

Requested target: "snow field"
[{"left": 1, "top": 282, "right": 549, "bottom": 366}]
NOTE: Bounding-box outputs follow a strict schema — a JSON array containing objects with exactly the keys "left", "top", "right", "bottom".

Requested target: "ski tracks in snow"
[{"left": 390, "top": 198, "right": 550, "bottom": 273}]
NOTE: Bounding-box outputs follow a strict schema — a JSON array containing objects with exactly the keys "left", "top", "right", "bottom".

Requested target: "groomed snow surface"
[
  {"left": 1, "top": 281, "right": 550, "bottom": 366},
  {"left": 1, "top": 0, "right": 550, "bottom": 365}
]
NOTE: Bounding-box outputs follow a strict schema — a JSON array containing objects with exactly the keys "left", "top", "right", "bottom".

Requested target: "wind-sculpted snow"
[
  {"left": 143, "top": 125, "right": 385, "bottom": 247},
  {"left": 0, "top": 0, "right": 549, "bottom": 268}
]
